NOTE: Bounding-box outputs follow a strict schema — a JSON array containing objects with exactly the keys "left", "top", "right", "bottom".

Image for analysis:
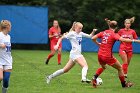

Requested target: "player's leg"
[
  {"left": 111, "top": 60, "right": 133, "bottom": 88},
  {"left": 57, "top": 43, "right": 62, "bottom": 65},
  {"left": 46, "top": 59, "right": 75, "bottom": 84},
  {"left": 2, "top": 68, "right": 11, "bottom": 93},
  {"left": 0, "top": 66, "right": 3, "bottom": 81},
  {"left": 125, "top": 52, "right": 132, "bottom": 76},
  {"left": 75, "top": 56, "right": 90, "bottom": 83},
  {"left": 119, "top": 50, "right": 128, "bottom": 77},
  {"left": 45, "top": 41, "right": 56, "bottom": 64},
  {"left": 111, "top": 60, "right": 126, "bottom": 87},
  {"left": 92, "top": 64, "right": 106, "bottom": 88}
]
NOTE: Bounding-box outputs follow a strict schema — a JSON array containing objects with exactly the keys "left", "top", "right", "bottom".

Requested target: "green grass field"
[{"left": 1, "top": 50, "right": 140, "bottom": 93}]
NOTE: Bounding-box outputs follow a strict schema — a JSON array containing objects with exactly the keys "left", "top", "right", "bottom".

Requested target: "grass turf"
[{"left": 1, "top": 50, "right": 140, "bottom": 93}]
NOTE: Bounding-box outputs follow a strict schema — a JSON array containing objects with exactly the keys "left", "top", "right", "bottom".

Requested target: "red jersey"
[
  {"left": 118, "top": 28, "right": 138, "bottom": 51},
  {"left": 97, "top": 29, "right": 120, "bottom": 57},
  {"left": 49, "top": 27, "right": 61, "bottom": 42}
]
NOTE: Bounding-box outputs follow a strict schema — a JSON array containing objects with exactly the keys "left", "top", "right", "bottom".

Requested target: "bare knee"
[
  {"left": 0, "top": 76, "right": 3, "bottom": 81},
  {"left": 63, "top": 69, "right": 69, "bottom": 73},
  {"left": 50, "top": 51, "right": 56, "bottom": 55},
  {"left": 117, "top": 66, "right": 123, "bottom": 72}
]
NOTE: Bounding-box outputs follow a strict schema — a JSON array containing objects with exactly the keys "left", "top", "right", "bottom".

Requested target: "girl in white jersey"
[
  {"left": 0, "top": 20, "right": 12, "bottom": 93},
  {"left": 46, "top": 22, "right": 97, "bottom": 84}
]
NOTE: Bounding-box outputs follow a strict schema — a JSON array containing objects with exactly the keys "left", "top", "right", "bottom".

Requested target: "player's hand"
[
  {"left": 0, "top": 43, "right": 6, "bottom": 48},
  {"left": 54, "top": 45, "right": 59, "bottom": 50},
  {"left": 93, "top": 29, "right": 98, "bottom": 32},
  {"left": 97, "top": 43, "right": 101, "bottom": 46}
]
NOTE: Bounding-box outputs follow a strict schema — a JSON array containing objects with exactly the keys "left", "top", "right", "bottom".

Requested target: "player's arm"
[
  {"left": 119, "top": 37, "right": 140, "bottom": 43},
  {"left": 54, "top": 33, "right": 67, "bottom": 50},
  {"left": 82, "top": 29, "right": 97, "bottom": 38},
  {"left": 0, "top": 38, "right": 6, "bottom": 48},
  {"left": 0, "top": 43, "right": 6, "bottom": 48},
  {"left": 92, "top": 35, "right": 101, "bottom": 46}
]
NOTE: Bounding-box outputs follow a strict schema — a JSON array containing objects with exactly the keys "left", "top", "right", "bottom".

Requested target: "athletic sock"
[
  {"left": 57, "top": 53, "right": 61, "bottom": 64},
  {"left": 93, "top": 68, "right": 104, "bottom": 79},
  {"left": 119, "top": 76, "right": 126, "bottom": 87},
  {"left": 50, "top": 69, "right": 64, "bottom": 79},
  {"left": 122, "top": 63, "right": 128, "bottom": 75},
  {"left": 2, "top": 87, "right": 8, "bottom": 93},
  {"left": 47, "top": 53, "right": 54, "bottom": 60},
  {"left": 82, "top": 67, "right": 88, "bottom": 80}
]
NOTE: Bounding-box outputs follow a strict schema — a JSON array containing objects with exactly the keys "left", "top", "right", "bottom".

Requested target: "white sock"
[
  {"left": 82, "top": 67, "right": 88, "bottom": 80},
  {"left": 2, "top": 87, "right": 8, "bottom": 93},
  {"left": 50, "top": 69, "right": 64, "bottom": 79}
]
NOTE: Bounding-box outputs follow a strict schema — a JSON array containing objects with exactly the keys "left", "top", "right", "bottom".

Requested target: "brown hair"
[
  {"left": 105, "top": 18, "right": 118, "bottom": 33},
  {"left": 53, "top": 20, "right": 61, "bottom": 33}
]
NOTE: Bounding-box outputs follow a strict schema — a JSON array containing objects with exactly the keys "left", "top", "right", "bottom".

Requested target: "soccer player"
[
  {"left": 118, "top": 17, "right": 138, "bottom": 78},
  {"left": 46, "top": 22, "right": 97, "bottom": 84},
  {"left": 0, "top": 20, "right": 12, "bottom": 93},
  {"left": 45, "top": 20, "right": 62, "bottom": 65},
  {"left": 91, "top": 19, "right": 140, "bottom": 88}
]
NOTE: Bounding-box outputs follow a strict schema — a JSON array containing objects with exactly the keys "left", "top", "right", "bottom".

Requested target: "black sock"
[
  {"left": 94, "top": 74, "right": 98, "bottom": 79},
  {"left": 121, "top": 81, "right": 126, "bottom": 87}
]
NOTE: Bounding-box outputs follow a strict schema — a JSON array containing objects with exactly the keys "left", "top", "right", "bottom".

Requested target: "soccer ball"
[{"left": 96, "top": 78, "right": 103, "bottom": 85}]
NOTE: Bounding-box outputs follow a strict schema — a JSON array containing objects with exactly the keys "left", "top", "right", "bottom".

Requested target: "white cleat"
[{"left": 46, "top": 76, "right": 51, "bottom": 84}]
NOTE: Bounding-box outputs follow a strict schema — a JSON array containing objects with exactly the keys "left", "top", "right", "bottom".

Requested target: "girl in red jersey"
[
  {"left": 45, "top": 20, "right": 62, "bottom": 65},
  {"left": 118, "top": 17, "right": 138, "bottom": 78},
  {"left": 91, "top": 19, "right": 140, "bottom": 88}
]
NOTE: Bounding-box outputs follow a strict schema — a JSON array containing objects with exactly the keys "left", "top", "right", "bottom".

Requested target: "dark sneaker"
[
  {"left": 58, "top": 63, "right": 61, "bottom": 65},
  {"left": 81, "top": 79, "right": 91, "bottom": 83},
  {"left": 45, "top": 59, "right": 49, "bottom": 65}
]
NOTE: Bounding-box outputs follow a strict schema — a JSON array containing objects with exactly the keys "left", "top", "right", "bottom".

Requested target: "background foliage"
[{"left": 0, "top": 0, "right": 140, "bottom": 35}]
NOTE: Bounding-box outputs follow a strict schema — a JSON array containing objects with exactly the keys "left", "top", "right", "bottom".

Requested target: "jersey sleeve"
[
  {"left": 81, "top": 32, "right": 91, "bottom": 38},
  {"left": 117, "top": 30, "right": 122, "bottom": 36},
  {"left": 96, "top": 32, "right": 103, "bottom": 38},
  {"left": 132, "top": 30, "right": 138, "bottom": 39},
  {"left": 114, "top": 33, "right": 121, "bottom": 40},
  {"left": 63, "top": 31, "right": 73, "bottom": 39},
  {"left": 49, "top": 28, "right": 53, "bottom": 35}
]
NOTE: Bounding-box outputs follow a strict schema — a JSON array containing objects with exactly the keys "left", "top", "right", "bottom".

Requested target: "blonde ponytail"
[
  {"left": 125, "top": 17, "right": 135, "bottom": 24},
  {"left": 69, "top": 21, "right": 77, "bottom": 32}
]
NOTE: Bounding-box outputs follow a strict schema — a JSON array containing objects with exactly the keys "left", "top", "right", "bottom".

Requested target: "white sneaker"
[{"left": 46, "top": 76, "right": 51, "bottom": 84}]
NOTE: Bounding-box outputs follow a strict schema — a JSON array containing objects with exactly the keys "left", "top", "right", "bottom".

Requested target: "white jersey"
[
  {"left": 0, "top": 32, "right": 12, "bottom": 66},
  {"left": 64, "top": 31, "right": 92, "bottom": 55}
]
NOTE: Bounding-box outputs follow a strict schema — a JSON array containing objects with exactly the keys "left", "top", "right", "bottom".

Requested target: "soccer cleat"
[
  {"left": 45, "top": 59, "right": 49, "bottom": 65},
  {"left": 58, "top": 63, "right": 61, "bottom": 65},
  {"left": 46, "top": 76, "right": 51, "bottom": 84},
  {"left": 92, "top": 79, "right": 97, "bottom": 88},
  {"left": 124, "top": 82, "right": 133, "bottom": 88},
  {"left": 81, "top": 79, "right": 91, "bottom": 83}
]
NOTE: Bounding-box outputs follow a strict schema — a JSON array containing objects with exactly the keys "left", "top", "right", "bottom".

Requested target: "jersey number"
[
  {"left": 6, "top": 46, "right": 11, "bottom": 52},
  {"left": 102, "top": 36, "right": 109, "bottom": 44}
]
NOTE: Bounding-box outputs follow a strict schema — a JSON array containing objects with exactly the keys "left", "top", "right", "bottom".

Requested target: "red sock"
[
  {"left": 58, "top": 53, "right": 61, "bottom": 64},
  {"left": 122, "top": 63, "right": 128, "bottom": 75},
  {"left": 119, "top": 76, "right": 125, "bottom": 82},
  {"left": 96, "top": 68, "right": 104, "bottom": 76},
  {"left": 47, "top": 53, "right": 54, "bottom": 60},
  {"left": 119, "top": 75, "right": 126, "bottom": 87}
]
